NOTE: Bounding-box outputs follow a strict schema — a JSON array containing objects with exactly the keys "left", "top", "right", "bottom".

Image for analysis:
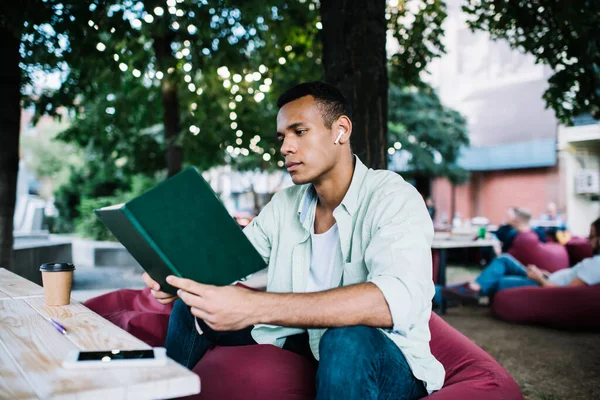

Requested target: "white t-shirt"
[
  {"left": 306, "top": 223, "right": 342, "bottom": 292},
  {"left": 548, "top": 255, "right": 600, "bottom": 286}
]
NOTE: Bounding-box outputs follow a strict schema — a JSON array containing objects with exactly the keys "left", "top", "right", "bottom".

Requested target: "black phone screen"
[{"left": 77, "top": 349, "right": 155, "bottom": 361}]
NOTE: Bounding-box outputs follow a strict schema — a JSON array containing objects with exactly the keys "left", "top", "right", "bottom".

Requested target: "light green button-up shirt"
[{"left": 244, "top": 156, "right": 445, "bottom": 392}]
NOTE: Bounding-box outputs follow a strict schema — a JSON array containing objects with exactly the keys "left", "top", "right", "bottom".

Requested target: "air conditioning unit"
[{"left": 575, "top": 170, "right": 600, "bottom": 195}]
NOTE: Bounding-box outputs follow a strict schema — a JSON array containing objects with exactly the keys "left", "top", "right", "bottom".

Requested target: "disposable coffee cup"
[{"left": 39, "top": 263, "right": 76, "bottom": 306}]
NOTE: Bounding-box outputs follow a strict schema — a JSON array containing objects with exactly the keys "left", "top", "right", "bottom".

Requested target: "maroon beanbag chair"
[
  {"left": 86, "top": 288, "right": 522, "bottom": 399},
  {"left": 492, "top": 285, "right": 600, "bottom": 329},
  {"left": 189, "top": 313, "right": 522, "bottom": 400},
  {"left": 508, "top": 231, "right": 569, "bottom": 273},
  {"left": 84, "top": 287, "right": 173, "bottom": 347},
  {"left": 565, "top": 237, "right": 594, "bottom": 267},
  {"left": 427, "top": 313, "right": 522, "bottom": 399}
]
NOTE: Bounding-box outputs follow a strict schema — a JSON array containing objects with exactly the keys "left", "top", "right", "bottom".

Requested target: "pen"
[{"left": 48, "top": 318, "right": 67, "bottom": 335}]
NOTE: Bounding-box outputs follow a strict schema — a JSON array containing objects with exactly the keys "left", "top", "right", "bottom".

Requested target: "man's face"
[
  {"left": 276, "top": 96, "right": 340, "bottom": 185},
  {"left": 506, "top": 207, "right": 516, "bottom": 225}
]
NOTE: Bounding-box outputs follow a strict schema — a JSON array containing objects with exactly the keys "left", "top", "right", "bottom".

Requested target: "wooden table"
[
  {"left": 432, "top": 238, "right": 499, "bottom": 314},
  {"left": 0, "top": 268, "right": 200, "bottom": 400}
]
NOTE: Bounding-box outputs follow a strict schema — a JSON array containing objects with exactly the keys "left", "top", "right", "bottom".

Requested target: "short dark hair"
[
  {"left": 276, "top": 81, "right": 352, "bottom": 129},
  {"left": 513, "top": 207, "right": 532, "bottom": 223}
]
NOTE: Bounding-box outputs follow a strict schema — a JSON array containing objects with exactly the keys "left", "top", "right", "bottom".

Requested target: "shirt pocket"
[{"left": 342, "top": 260, "right": 368, "bottom": 286}]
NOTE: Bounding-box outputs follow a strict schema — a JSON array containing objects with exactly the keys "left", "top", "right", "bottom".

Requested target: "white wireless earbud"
[{"left": 334, "top": 130, "right": 344, "bottom": 144}]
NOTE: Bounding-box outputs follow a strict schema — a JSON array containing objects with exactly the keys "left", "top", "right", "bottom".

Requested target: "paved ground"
[{"left": 444, "top": 265, "right": 600, "bottom": 400}]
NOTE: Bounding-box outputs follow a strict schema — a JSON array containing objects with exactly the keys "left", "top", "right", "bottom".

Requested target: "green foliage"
[
  {"left": 53, "top": 163, "right": 163, "bottom": 240},
  {"left": 52, "top": 163, "right": 129, "bottom": 233},
  {"left": 74, "top": 197, "right": 120, "bottom": 241},
  {"left": 72, "top": 173, "right": 161, "bottom": 241},
  {"left": 37, "top": 0, "right": 323, "bottom": 174},
  {"left": 462, "top": 0, "right": 600, "bottom": 123},
  {"left": 388, "top": 83, "right": 470, "bottom": 184},
  {"left": 20, "top": 118, "right": 84, "bottom": 198},
  {"left": 388, "top": 0, "right": 448, "bottom": 87}
]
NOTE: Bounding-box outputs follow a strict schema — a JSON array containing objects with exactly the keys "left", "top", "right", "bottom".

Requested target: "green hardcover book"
[{"left": 94, "top": 167, "right": 267, "bottom": 295}]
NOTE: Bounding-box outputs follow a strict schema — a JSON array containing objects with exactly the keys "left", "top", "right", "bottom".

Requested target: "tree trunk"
[
  {"left": 153, "top": 36, "right": 182, "bottom": 178},
  {"left": 320, "top": 0, "right": 388, "bottom": 170},
  {"left": 0, "top": 28, "right": 21, "bottom": 270}
]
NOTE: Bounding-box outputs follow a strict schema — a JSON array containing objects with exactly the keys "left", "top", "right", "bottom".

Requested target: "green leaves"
[
  {"left": 388, "top": 83, "right": 469, "bottom": 184},
  {"left": 462, "top": 0, "right": 600, "bottom": 123},
  {"left": 388, "top": 0, "right": 448, "bottom": 87}
]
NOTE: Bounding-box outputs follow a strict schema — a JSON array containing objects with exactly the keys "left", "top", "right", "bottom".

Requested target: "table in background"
[
  {"left": 432, "top": 238, "right": 499, "bottom": 314},
  {"left": 0, "top": 268, "right": 200, "bottom": 400}
]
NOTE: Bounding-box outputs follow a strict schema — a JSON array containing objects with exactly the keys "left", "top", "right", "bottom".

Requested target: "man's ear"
[{"left": 334, "top": 116, "right": 352, "bottom": 145}]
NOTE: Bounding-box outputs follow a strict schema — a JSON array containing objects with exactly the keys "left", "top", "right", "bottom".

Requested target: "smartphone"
[{"left": 62, "top": 347, "right": 168, "bottom": 369}]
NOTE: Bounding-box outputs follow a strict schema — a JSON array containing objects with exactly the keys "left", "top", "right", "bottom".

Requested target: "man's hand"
[
  {"left": 142, "top": 272, "right": 177, "bottom": 305},
  {"left": 526, "top": 264, "right": 546, "bottom": 284},
  {"left": 167, "top": 275, "right": 258, "bottom": 331}
]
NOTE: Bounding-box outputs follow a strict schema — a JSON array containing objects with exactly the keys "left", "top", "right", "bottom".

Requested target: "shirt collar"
[{"left": 297, "top": 155, "right": 368, "bottom": 224}]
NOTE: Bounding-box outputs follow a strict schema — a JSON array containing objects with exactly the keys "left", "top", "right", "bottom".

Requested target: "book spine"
[{"left": 122, "top": 205, "right": 183, "bottom": 277}]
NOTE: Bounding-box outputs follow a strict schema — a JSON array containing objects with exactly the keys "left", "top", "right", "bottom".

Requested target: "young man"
[
  {"left": 143, "top": 81, "right": 444, "bottom": 398},
  {"left": 444, "top": 217, "right": 600, "bottom": 304}
]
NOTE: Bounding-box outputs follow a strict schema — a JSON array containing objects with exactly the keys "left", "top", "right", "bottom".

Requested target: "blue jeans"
[
  {"left": 475, "top": 254, "right": 539, "bottom": 296},
  {"left": 317, "top": 326, "right": 427, "bottom": 400},
  {"left": 165, "top": 299, "right": 427, "bottom": 399}
]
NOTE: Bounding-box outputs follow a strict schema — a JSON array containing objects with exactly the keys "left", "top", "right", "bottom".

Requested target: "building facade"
[{"left": 420, "top": 0, "right": 597, "bottom": 231}]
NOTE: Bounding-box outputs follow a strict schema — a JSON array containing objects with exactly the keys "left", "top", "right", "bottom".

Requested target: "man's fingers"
[
  {"left": 151, "top": 289, "right": 175, "bottom": 300},
  {"left": 166, "top": 275, "right": 212, "bottom": 295},
  {"left": 157, "top": 297, "right": 176, "bottom": 305},
  {"left": 142, "top": 272, "right": 160, "bottom": 291},
  {"left": 190, "top": 307, "right": 211, "bottom": 322},
  {"left": 176, "top": 289, "right": 207, "bottom": 310}
]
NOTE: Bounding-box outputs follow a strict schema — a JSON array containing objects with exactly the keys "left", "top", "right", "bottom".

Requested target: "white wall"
[{"left": 558, "top": 124, "right": 600, "bottom": 237}]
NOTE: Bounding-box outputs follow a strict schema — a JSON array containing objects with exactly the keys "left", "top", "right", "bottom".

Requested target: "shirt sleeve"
[
  {"left": 576, "top": 256, "right": 600, "bottom": 285},
  {"left": 364, "top": 183, "right": 435, "bottom": 336}
]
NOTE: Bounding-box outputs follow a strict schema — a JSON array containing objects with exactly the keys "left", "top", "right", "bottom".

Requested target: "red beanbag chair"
[
  {"left": 189, "top": 313, "right": 522, "bottom": 400},
  {"left": 86, "top": 289, "right": 523, "bottom": 399},
  {"left": 427, "top": 313, "right": 522, "bottom": 400},
  {"left": 492, "top": 285, "right": 600, "bottom": 329},
  {"left": 508, "top": 231, "right": 569, "bottom": 273},
  {"left": 84, "top": 287, "right": 173, "bottom": 347},
  {"left": 189, "top": 345, "right": 317, "bottom": 400},
  {"left": 565, "top": 237, "right": 594, "bottom": 267}
]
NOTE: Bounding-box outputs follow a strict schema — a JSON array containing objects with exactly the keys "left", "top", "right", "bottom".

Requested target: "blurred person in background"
[{"left": 443, "top": 217, "right": 600, "bottom": 305}]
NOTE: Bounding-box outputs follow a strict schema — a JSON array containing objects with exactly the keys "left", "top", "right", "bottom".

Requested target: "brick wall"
[{"left": 432, "top": 165, "right": 561, "bottom": 225}]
